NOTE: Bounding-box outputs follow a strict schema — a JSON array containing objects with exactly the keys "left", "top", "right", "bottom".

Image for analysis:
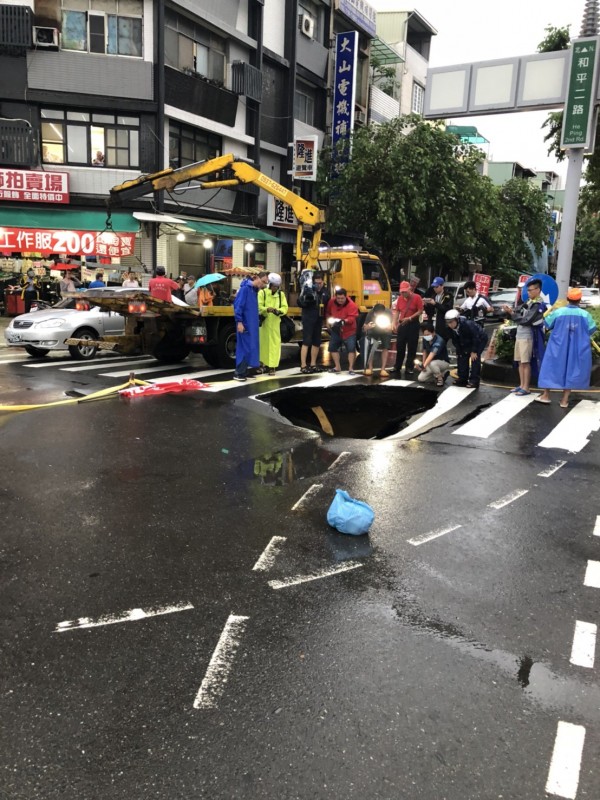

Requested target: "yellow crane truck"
[{"left": 67, "top": 154, "right": 391, "bottom": 367}]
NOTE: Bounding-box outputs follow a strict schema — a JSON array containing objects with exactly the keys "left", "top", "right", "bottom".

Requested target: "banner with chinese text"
[
  {"left": 293, "top": 136, "right": 318, "bottom": 181},
  {"left": 332, "top": 31, "right": 358, "bottom": 169},
  {"left": 0, "top": 228, "right": 135, "bottom": 257},
  {"left": 267, "top": 197, "right": 297, "bottom": 229},
  {"left": 0, "top": 169, "right": 69, "bottom": 203}
]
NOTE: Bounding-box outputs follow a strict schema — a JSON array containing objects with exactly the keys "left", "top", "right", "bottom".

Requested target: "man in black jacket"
[
  {"left": 444, "top": 309, "right": 488, "bottom": 389},
  {"left": 423, "top": 276, "right": 453, "bottom": 339},
  {"left": 298, "top": 271, "right": 330, "bottom": 373}
]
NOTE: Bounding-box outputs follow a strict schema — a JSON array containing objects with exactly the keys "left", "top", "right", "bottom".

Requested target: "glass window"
[
  {"left": 165, "top": 27, "right": 178, "bottom": 67},
  {"left": 411, "top": 83, "right": 424, "bottom": 115},
  {"left": 361, "top": 259, "right": 389, "bottom": 290},
  {"left": 210, "top": 50, "right": 225, "bottom": 83},
  {"left": 41, "top": 109, "right": 65, "bottom": 120},
  {"left": 41, "top": 122, "right": 65, "bottom": 164},
  {"left": 194, "top": 42, "right": 209, "bottom": 76},
  {"left": 179, "top": 34, "right": 194, "bottom": 72},
  {"left": 89, "top": 13, "right": 106, "bottom": 53},
  {"left": 120, "top": 0, "right": 142, "bottom": 13},
  {"left": 95, "top": 0, "right": 117, "bottom": 12},
  {"left": 169, "top": 121, "right": 221, "bottom": 169},
  {"left": 41, "top": 108, "right": 139, "bottom": 168},
  {"left": 62, "top": 10, "right": 87, "bottom": 51},
  {"left": 107, "top": 15, "right": 142, "bottom": 57},
  {"left": 66, "top": 125, "right": 87, "bottom": 162}
]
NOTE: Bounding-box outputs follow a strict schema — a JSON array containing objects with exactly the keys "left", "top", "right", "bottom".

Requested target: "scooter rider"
[{"left": 444, "top": 309, "right": 488, "bottom": 389}]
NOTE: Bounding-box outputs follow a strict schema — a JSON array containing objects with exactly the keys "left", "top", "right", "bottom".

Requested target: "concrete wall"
[{"left": 263, "top": 0, "right": 285, "bottom": 57}]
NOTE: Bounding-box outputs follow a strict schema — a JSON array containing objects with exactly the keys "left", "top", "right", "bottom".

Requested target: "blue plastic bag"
[{"left": 327, "top": 489, "right": 375, "bottom": 536}]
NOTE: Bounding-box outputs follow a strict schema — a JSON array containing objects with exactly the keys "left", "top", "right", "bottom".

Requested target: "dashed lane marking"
[
  {"left": 584, "top": 560, "right": 600, "bottom": 588},
  {"left": 487, "top": 489, "right": 529, "bottom": 509},
  {"left": 101, "top": 362, "right": 199, "bottom": 378},
  {"left": 252, "top": 536, "right": 287, "bottom": 572},
  {"left": 453, "top": 392, "right": 536, "bottom": 439},
  {"left": 291, "top": 483, "right": 323, "bottom": 511},
  {"left": 193, "top": 614, "right": 249, "bottom": 710},
  {"left": 62, "top": 357, "right": 157, "bottom": 372},
  {"left": 545, "top": 720, "right": 586, "bottom": 799},
  {"left": 570, "top": 621, "right": 597, "bottom": 669},
  {"left": 55, "top": 602, "right": 193, "bottom": 632},
  {"left": 593, "top": 515, "right": 600, "bottom": 538},
  {"left": 538, "top": 399, "right": 600, "bottom": 453},
  {"left": 538, "top": 461, "right": 568, "bottom": 478},
  {"left": 408, "top": 524, "right": 462, "bottom": 547},
  {"left": 267, "top": 562, "right": 363, "bottom": 590}
]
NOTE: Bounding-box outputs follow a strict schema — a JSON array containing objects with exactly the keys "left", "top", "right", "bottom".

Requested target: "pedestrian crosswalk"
[{"left": 3, "top": 351, "right": 600, "bottom": 454}]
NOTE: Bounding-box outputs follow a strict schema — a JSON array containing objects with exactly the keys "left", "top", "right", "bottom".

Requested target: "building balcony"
[
  {"left": 0, "top": 5, "right": 32, "bottom": 53},
  {"left": 0, "top": 120, "right": 36, "bottom": 167}
]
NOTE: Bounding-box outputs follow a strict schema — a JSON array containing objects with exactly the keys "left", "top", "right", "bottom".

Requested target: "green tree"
[
  {"left": 572, "top": 214, "right": 600, "bottom": 282},
  {"left": 318, "top": 116, "right": 550, "bottom": 282}
]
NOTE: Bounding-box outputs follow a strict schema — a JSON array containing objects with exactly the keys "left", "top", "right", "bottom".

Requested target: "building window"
[
  {"left": 294, "top": 83, "right": 316, "bottom": 126},
  {"left": 169, "top": 121, "right": 221, "bottom": 169},
  {"left": 41, "top": 109, "right": 140, "bottom": 168},
  {"left": 61, "top": 0, "right": 143, "bottom": 57},
  {"left": 411, "top": 82, "right": 425, "bottom": 115},
  {"left": 164, "top": 9, "right": 226, "bottom": 86}
]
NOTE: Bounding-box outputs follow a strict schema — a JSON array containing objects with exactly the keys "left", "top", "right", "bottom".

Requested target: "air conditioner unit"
[
  {"left": 300, "top": 14, "right": 315, "bottom": 39},
  {"left": 32, "top": 26, "right": 59, "bottom": 49},
  {"left": 355, "top": 110, "right": 367, "bottom": 125}
]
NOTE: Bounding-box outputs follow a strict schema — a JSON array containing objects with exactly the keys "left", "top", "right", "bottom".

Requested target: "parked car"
[
  {"left": 489, "top": 288, "right": 518, "bottom": 320},
  {"left": 3, "top": 288, "right": 147, "bottom": 360},
  {"left": 580, "top": 287, "right": 600, "bottom": 308}
]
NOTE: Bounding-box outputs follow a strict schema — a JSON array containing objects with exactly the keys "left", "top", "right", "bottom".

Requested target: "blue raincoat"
[
  {"left": 538, "top": 304, "right": 597, "bottom": 390},
  {"left": 234, "top": 278, "right": 260, "bottom": 369}
]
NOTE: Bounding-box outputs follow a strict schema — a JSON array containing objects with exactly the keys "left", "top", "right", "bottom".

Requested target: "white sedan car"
[{"left": 3, "top": 288, "right": 144, "bottom": 360}]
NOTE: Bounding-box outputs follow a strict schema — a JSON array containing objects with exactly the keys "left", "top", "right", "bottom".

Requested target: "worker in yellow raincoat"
[{"left": 258, "top": 272, "right": 288, "bottom": 375}]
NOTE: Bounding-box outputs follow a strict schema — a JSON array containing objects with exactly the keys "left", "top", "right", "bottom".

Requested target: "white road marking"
[
  {"left": 0, "top": 355, "right": 29, "bottom": 364},
  {"left": 61, "top": 357, "right": 157, "bottom": 372},
  {"left": 268, "top": 561, "right": 363, "bottom": 589},
  {"left": 570, "top": 621, "right": 597, "bottom": 668},
  {"left": 453, "top": 392, "right": 536, "bottom": 438},
  {"left": 408, "top": 524, "right": 462, "bottom": 546},
  {"left": 252, "top": 536, "right": 287, "bottom": 571},
  {"left": 593, "top": 515, "right": 600, "bottom": 538},
  {"left": 488, "top": 489, "right": 529, "bottom": 509},
  {"left": 101, "top": 363, "right": 195, "bottom": 378},
  {"left": 55, "top": 602, "right": 193, "bottom": 632},
  {"left": 150, "top": 367, "right": 228, "bottom": 384},
  {"left": 545, "top": 720, "right": 586, "bottom": 799},
  {"left": 328, "top": 451, "right": 351, "bottom": 470},
  {"left": 538, "top": 399, "right": 600, "bottom": 453},
  {"left": 386, "top": 385, "right": 474, "bottom": 440},
  {"left": 538, "top": 461, "right": 567, "bottom": 478},
  {"left": 200, "top": 366, "right": 303, "bottom": 392},
  {"left": 298, "top": 372, "right": 359, "bottom": 388},
  {"left": 378, "top": 379, "right": 415, "bottom": 387},
  {"left": 23, "top": 355, "right": 148, "bottom": 369},
  {"left": 193, "top": 614, "right": 249, "bottom": 709},
  {"left": 291, "top": 483, "right": 323, "bottom": 510},
  {"left": 584, "top": 560, "right": 600, "bottom": 588}
]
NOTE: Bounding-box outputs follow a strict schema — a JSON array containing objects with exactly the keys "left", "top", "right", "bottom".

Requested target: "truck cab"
[{"left": 315, "top": 249, "right": 392, "bottom": 311}]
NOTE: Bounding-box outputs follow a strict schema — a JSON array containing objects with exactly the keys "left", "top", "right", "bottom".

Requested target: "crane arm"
[{"left": 108, "top": 153, "right": 325, "bottom": 267}]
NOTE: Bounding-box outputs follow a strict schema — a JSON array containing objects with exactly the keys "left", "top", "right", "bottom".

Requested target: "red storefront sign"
[
  {"left": 0, "top": 227, "right": 135, "bottom": 257},
  {"left": 474, "top": 273, "right": 491, "bottom": 295},
  {"left": 0, "top": 169, "right": 70, "bottom": 203}
]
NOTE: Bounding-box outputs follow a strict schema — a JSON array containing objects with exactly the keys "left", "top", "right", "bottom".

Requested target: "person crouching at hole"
[
  {"left": 258, "top": 272, "right": 288, "bottom": 376},
  {"left": 325, "top": 288, "right": 359, "bottom": 374},
  {"left": 444, "top": 309, "right": 488, "bottom": 389},
  {"left": 418, "top": 320, "right": 450, "bottom": 387}
]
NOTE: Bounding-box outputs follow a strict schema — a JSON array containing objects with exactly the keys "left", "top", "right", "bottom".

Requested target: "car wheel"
[
  {"left": 25, "top": 346, "right": 50, "bottom": 357},
  {"left": 68, "top": 327, "right": 99, "bottom": 360},
  {"left": 152, "top": 336, "right": 191, "bottom": 363}
]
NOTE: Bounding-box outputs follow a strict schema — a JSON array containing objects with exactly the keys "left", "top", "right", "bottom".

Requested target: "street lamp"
[
  {"left": 244, "top": 241, "right": 254, "bottom": 270},
  {"left": 176, "top": 232, "right": 185, "bottom": 241},
  {"left": 203, "top": 238, "right": 213, "bottom": 249}
]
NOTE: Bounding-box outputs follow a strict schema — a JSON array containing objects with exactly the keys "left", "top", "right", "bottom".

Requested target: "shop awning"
[
  {"left": 183, "top": 219, "right": 282, "bottom": 243},
  {"left": 0, "top": 207, "right": 138, "bottom": 232}
]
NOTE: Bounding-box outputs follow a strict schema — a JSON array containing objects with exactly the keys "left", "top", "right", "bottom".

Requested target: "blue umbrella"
[{"left": 195, "top": 272, "right": 226, "bottom": 289}]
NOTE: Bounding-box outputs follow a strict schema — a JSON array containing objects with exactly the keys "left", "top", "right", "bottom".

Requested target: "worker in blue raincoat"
[
  {"left": 534, "top": 287, "right": 598, "bottom": 408},
  {"left": 233, "top": 271, "right": 268, "bottom": 381}
]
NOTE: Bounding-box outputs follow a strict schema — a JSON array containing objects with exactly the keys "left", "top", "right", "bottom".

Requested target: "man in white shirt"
[{"left": 459, "top": 280, "right": 492, "bottom": 326}]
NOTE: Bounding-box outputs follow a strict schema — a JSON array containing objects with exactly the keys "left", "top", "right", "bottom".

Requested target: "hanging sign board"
[
  {"left": 561, "top": 37, "right": 600, "bottom": 150},
  {"left": 0, "top": 228, "right": 136, "bottom": 257}
]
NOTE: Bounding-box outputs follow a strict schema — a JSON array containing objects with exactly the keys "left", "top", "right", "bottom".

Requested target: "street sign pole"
[{"left": 556, "top": 35, "right": 600, "bottom": 298}]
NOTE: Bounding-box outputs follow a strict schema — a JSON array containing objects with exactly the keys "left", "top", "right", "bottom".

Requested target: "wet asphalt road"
[{"left": 1, "top": 346, "right": 600, "bottom": 800}]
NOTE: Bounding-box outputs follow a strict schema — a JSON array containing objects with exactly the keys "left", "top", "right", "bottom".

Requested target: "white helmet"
[
  {"left": 445, "top": 309, "right": 460, "bottom": 322},
  {"left": 268, "top": 272, "right": 282, "bottom": 286}
]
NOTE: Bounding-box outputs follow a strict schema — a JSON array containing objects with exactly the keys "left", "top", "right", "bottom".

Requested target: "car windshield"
[
  {"left": 582, "top": 288, "right": 599, "bottom": 296},
  {"left": 490, "top": 291, "right": 517, "bottom": 302}
]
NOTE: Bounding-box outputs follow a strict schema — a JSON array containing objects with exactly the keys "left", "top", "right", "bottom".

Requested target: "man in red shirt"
[
  {"left": 149, "top": 266, "right": 179, "bottom": 302},
  {"left": 325, "top": 287, "right": 359, "bottom": 373},
  {"left": 392, "top": 280, "right": 424, "bottom": 375}
]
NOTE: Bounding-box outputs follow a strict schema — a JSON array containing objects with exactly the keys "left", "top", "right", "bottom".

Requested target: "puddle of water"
[
  {"left": 259, "top": 385, "right": 438, "bottom": 439},
  {"left": 237, "top": 440, "right": 338, "bottom": 486}
]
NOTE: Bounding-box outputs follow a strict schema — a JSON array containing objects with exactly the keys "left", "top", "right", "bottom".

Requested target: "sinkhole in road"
[{"left": 260, "top": 384, "right": 438, "bottom": 439}]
